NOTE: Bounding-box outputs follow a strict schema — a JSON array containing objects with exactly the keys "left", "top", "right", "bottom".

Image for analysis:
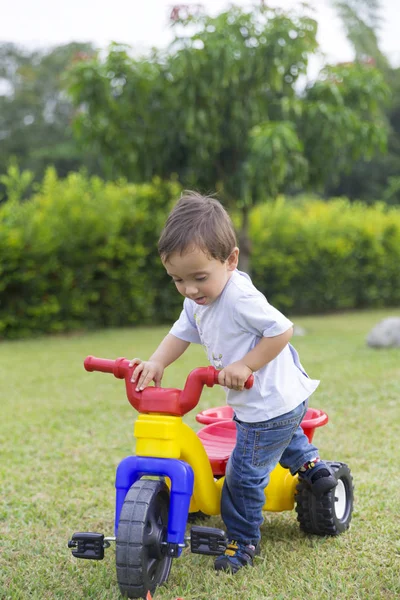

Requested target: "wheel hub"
[{"left": 334, "top": 479, "right": 347, "bottom": 520}]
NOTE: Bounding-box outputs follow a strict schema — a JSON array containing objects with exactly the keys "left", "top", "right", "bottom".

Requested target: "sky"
[{"left": 1, "top": 0, "right": 399, "bottom": 68}]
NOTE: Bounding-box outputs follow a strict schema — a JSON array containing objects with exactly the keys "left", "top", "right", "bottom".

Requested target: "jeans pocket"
[{"left": 252, "top": 421, "right": 299, "bottom": 467}]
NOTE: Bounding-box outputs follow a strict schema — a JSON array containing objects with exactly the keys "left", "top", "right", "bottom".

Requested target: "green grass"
[{"left": 1, "top": 309, "right": 400, "bottom": 600}]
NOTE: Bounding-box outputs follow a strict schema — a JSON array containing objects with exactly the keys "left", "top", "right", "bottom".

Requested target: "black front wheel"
[
  {"left": 116, "top": 478, "right": 172, "bottom": 599},
  {"left": 295, "top": 461, "right": 354, "bottom": 536}
]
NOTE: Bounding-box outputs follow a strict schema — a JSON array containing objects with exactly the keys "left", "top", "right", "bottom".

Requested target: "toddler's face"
[{"left": 163, "top": 246, "right": 239, "bottom": 305}]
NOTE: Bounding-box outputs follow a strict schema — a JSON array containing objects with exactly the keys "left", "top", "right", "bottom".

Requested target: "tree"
[
  {"left": 0, "top": 42, "right": 99, "bottom": 191},
  {"left": 325, "top": 64, "right": 400, "bottom": 203},
  {"left": 313, "top": 1, "right": 400, "bottom": 204},
  {"left": 67, "top": 4, "right": 389, "bottom": 271},
  {"left": 325, "top": 0, "right": 388, "bottom": 69},
  {"left": 299, "top": 61, "right": 389, "bottom": 189}
]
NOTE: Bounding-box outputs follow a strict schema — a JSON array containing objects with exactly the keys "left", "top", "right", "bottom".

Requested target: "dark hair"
[{"left": 158, "top": 191, "right": 237, "bottom": 262}]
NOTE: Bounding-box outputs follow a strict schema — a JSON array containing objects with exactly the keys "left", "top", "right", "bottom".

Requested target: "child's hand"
[
  {"left": 217, "top": 361, "right": 253, "bottom": 391},
  {"left": 129, "top": 358, "right": 164, "bottom": 391}
]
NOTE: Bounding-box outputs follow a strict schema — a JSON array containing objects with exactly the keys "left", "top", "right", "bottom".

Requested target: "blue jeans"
[{"left": 221, "top": 401, "right": 319, "bottom": 546}]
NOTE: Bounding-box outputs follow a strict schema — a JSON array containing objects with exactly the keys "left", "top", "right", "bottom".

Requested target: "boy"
[{"left": 130, "top": 192, "right": 337, "bottom": 573}]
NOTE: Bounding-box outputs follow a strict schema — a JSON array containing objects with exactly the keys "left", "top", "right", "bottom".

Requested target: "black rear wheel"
[
  {"left": 116, "top": 478, "right": 172, "bottom": 599},
  {"left": 295, "top": 461, "right": 354, "bottom": 536}
]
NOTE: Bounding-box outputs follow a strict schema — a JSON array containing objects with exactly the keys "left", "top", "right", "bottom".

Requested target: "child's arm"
[
  {"left": 129, "top": 334, "right": 190, "bottom": 391},
  {"left": 218, "top": 327, "right": 294, "bottom": 391}
]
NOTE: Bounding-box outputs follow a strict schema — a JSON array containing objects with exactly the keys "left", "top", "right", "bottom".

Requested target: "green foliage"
[
  {"left": 1, "top": 2, "right": 398, "bottom": 210},
  {"left": 67, "top": 4, "right": 319, "bottom": 203},
  {"left": 330, "top": 0, "right": 388, "bottom": 70},
  {"left": 67, "top": 43, "right": 176, "bottom": 182},
  {"left": 299, "top": 62, "right": 390, "bottom": 188},
  {"left": 1, "top": 169, "right": 400, "bottom": 338},
  {"left": 250, "top": 197, "right": 400, "bottom": 313},
  {"left": 244, "top": 121, "right": 307, "bottom": 202},
  {"left": 0, "top": 42, "right": 99, "bottom": 191},
  {"left": 66, "top": 4, "right": 390, "bottom": 271},
  {"left": 327, "top": 65, "right": 400, "bottom": 203},
  {"left": 67, "top": 5, "right": 390, "bottom": 207},
  {"left": 165, "top": 5, "right": 319, "bottom": 203},
  {"left": 0, "top": 160, "right": 34, "bottom": 202},
  {"left": 383, "top": 176, "right": 400, "bottom": 204},
  {"left": 0, "top": 170, "right": 181, "bottom": 338}
]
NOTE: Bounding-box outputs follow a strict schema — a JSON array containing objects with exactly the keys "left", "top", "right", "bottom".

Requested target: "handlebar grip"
[
  {"left": 245, "top": 374, "right": 254, "bottom": 389},
  {"left": 83, "top": 356, "right": 129, "bottom": 379},
  {"left": 84, "top": 356, "right": 115, "bottom": 373},
  {"left": 213, "top": 368, "right": 254, "bottom": 389}
]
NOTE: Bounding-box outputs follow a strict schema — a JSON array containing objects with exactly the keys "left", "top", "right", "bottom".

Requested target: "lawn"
[{"left": 1, "top": 309, "right": 399, "bottom": 600}]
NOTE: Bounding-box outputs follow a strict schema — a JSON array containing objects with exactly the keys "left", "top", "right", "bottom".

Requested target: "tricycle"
[{"left": 68, "top": 356, "right": 354, "bottom": 599}]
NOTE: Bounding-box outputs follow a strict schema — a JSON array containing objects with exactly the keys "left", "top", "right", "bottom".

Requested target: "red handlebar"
[{"left": 84, "top": 355, "right": 254, "bottom": 416}]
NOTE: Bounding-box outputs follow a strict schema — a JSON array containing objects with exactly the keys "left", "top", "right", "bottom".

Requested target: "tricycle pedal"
[
  {"left": 68, "top": 532, "right": 109, "bottom": 560},
  {"left": 190, "top": 525, "right": 227, "bottom": 556}
]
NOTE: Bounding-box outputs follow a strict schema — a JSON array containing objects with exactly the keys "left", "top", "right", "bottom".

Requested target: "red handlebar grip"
[
  {"left": 84, "top": 356, "right": 115, "bottom": 373},
  {"left": 245, "top": 374, "right": 254, "bottom": 389},
  {"left": 83, "top": 356, "right": 129, "bottom": 379},
  {"left": 213, "top": 368, "right": 254, "bottom": 389}
]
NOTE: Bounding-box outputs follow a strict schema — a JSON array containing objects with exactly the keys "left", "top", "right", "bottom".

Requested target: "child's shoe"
[
  {"left": 214, "top": 540, "right": 258, "bottom": 573},
  {"left": 297, "top": 458, "right": 337, "bottom": 497}
]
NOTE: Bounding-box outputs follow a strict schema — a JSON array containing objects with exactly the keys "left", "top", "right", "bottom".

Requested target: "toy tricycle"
[{"left": 68, "top": 356, "right": 354, "bottom": 599}]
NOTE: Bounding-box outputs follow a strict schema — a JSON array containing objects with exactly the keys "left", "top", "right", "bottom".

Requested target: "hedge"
[
  {"left": 250, "top": 197, "right": 400, "bottom": 313},
  {"left": 0, "top": 169, "right": 182, "bottom": 338},
  {"left": 1, "top": 171, "right": 400, "bottom": 338}
]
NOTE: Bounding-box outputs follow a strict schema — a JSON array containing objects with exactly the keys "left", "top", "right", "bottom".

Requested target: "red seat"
[
  {"left": 196, "top": 408, "right": 329, "bottom": 476},
  {"left": 300, "top": 408, "right": 328, "bottom": 442},
  {"left": 197, "top": 420, "right": 236, "bottom": 476},
  {"left": 196, "top": 404, "right": 233, "bottom": 425}
]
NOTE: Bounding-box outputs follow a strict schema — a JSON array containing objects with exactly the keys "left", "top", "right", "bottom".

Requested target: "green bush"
[
  {"left": 250, "top": 197, "right": 400, "bottom": 313},
  {"left": 0, "top": 169, "right": 181, "bottom": 338},
  {"left": 1, "top": 172, "right": 400, "bottom": 339}
]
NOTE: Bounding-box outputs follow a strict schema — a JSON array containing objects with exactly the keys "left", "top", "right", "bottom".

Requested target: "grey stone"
[
  {"left": 293, "top": 325, "right": 307, "bottom": 336},
  {"left": 366, "top": 317, "right": 400, "bottom": 348}
]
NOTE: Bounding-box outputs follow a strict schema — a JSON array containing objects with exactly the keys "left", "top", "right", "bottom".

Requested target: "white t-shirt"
[{"left": 170, "top": 269, "right": 319, "bottom": 422}]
